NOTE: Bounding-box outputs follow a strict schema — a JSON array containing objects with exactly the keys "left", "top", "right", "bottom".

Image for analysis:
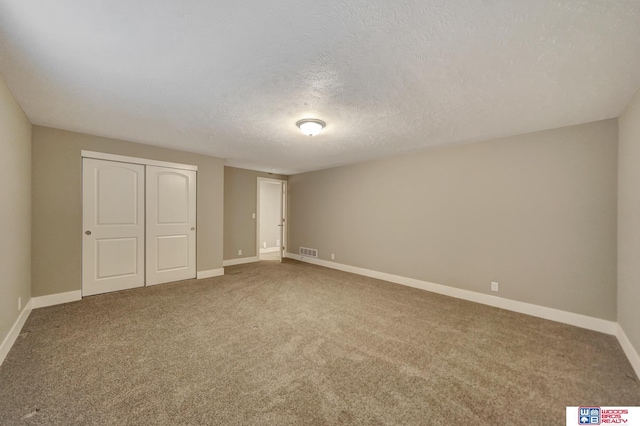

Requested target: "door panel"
[
  {"left": 146, "top": 166, "right": 196, "bottom": 285},
  {"left": 96, "top": 238, "right": 139, "bottom": 279},
  {"left": 157, "top": 173, "right": 189, "bottom": 223},
  {"left": 157, "top": 235, "right": 189, "bottom": 271},
  {"left": 83, "top": 159, "right": 145, "bottom": 296},
  {"left": 96, "top": 168, "right": 139, "bottom": 225}
]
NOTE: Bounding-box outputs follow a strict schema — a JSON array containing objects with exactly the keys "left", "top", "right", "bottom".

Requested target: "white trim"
[
  {"left": 81, "top": 150, "right": 198, "bottom": 171},
  {"left": 0, "top": 300, "right": 32, "bottom": 366},
  {"left": 617, "top": 324, "right": 640, "bottom": 380},
  {"left": 284, "top": 253, "right": 617, "bottom": 335},
  {"left": 257, "top": 177, "right": 285, "bottom": 184},
  {"left": 223, "top": 257, "right": 259, "bottom": 267},
  {"left": 31, "top": 290, "right": 82, "bottom": 309},
  {"left": 196, "top": 268, "right": 225, "bottom": 279},
  {"left": 260, "top": 247, "right": 281, "bottom": 253}
]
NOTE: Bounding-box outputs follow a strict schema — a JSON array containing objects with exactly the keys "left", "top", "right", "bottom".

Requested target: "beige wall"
[
  {"left": 224, "top": 167, "right": 286, "bottom": 260},
  {"left": 0, "top": 76, "right": 32, "bottom": 344},
  {"left": 289, "top": 120, "right": 618, "bottom": 320},
  {"left": 618, "top": 88, "right": 640, "bottom": 354},
  {"left": 31, "top": 126, "right": 224, "bottom": 297}
]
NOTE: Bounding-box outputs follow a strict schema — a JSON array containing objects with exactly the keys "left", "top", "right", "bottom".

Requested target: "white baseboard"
[
  {"left": 0, "top": 299, "right": 32, "bottom": 366},
  {"left": 3, "top": 288, "right": 120, "bottom": 365},
  {"left": 284, "top": 253, "right": 617, "bottom": 335},
  {"left": 259, "top": 247, "right": 280, "bottom": 254},
  {"left": 617, "top": 324, "right": 640, "bottom": 380},
  {"left": 31, "top": 290, "right": 82, "bottom": 309},
  {"left": 196, "top": 268, "right": 225, "bottom": 279},
  {"left": 4, "top": 259, "right": 638, "bottom": 381},
  {"left": 223, "top": 256, "right": 259, "bottom": 267}
]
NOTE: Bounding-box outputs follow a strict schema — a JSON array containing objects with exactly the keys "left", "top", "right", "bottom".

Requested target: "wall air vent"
[{"left": 299, "top": 247, "right": 318, "bottom": 258}]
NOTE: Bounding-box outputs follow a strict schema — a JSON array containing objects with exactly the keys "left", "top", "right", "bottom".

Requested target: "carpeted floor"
[{"left": 1, "top": 259, "right": 638, "bottom": 425}]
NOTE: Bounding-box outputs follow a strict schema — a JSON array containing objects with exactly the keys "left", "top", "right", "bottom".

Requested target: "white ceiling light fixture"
[{"left": 296, "top": 119, "right": 326, "bottom": 136}]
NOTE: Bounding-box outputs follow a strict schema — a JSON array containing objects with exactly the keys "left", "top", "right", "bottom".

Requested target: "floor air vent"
[{"left": 299, "top": 247, "right": 318, "bottom": 258}]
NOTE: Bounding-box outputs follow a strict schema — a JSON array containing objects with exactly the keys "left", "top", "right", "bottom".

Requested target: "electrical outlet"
[
  {"left": 238, "top": 249, "right": 243, "bottom": 256},
  {"left": 252, "top": 213, "right": 256, "bottom": 219},
  {"left": 331, "top": 253, "right": 335, "bottom": 260},
  {"left": 491, "top": 281, "right": 499, "bottom": 292},
  {"left": 18, "top": 297, "right": 21, "bottom": 311}
]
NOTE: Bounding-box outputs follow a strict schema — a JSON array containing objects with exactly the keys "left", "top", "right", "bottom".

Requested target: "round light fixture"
[{"left": 296, "top": 118, "right": 326, "bottom": 136}]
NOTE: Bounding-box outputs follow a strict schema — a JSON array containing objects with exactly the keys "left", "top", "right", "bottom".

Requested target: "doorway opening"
[{"left": 257, "top": 177, "right": 286, "bottom": 262}]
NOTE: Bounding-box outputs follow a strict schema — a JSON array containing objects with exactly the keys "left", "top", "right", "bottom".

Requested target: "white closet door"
[
  {"left": 82, "top": 159, "right": 145, "bottom": 296},
  {"left": 146, "top": 166, "right": 197, "bottom": 285}
]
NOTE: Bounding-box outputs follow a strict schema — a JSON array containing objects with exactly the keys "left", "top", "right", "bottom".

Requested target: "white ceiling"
[{"left": 1, "top": 1, "right": 639, "bottom": 175}]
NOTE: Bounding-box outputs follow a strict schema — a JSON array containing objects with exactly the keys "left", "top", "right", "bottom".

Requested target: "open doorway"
[{"left": 257, "top": 177, "right": 286, "bottom": 261}]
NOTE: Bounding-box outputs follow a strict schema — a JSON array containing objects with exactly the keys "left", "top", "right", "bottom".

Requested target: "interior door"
[
  {"left": 82, "top": 159, "right": 145, "bottom": 296},
  {"left": 146, "top": 166, "right": 197, "bottom": 285},
  {"left": 258, "top": 178, "right": 285, "bottom": 261},
  {"left": 280, "top": 181, "right": 286, "bottom": 262}
]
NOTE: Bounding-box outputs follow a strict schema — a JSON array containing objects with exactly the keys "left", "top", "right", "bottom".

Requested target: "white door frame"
[
  {"left": 82, "top": 151, "right": 197, "bottom": 171},
  {"left": 281, "top": 180, "right": 287, "bottom": 260},
  {"left": 257, "top": 177, "right": 286, "bottom": 262}
]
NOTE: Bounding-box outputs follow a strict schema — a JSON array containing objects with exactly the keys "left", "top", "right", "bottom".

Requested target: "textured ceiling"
[{"left": 1, "top": 1, "right": 640, "bottom": 174}]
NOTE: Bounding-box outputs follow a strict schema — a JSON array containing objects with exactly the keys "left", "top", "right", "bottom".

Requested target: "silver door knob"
[
  {"left": 190, "top": 227, "right": 195, "bottom": 231},
  {"left": 85, "top": 230, "right": 92, "bottom": 235}
]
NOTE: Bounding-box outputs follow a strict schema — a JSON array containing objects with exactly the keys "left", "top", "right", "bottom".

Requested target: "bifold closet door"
[
  {"left": 145, "top": 166, "right": 197, "bottom": 285},
  {"left": 82, "top": 159, "right": 145, "bottom": 296}
]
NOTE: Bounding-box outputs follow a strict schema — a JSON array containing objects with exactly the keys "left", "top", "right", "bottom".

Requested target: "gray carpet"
[{"left": 1, "top": 259, "right": 638, "bottom": 425}]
